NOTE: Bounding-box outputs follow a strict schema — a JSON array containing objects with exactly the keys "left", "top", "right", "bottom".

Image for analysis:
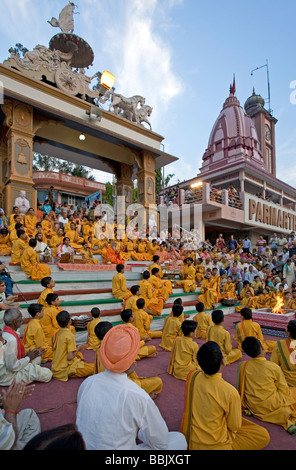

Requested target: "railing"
[
  {"left": 33, "top": 171, "right": 106, "bottom": 191},
  {"left": 160, "top": 183, "right": 244, "bottom": 210}
]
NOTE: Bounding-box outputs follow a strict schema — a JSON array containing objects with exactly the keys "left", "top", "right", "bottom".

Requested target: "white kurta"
[
  {"left": 76, "top": 369, "right": 187, "bottom": 451},
  {"left": 0, "top": 331, "right": 52, "bottom": 386}
]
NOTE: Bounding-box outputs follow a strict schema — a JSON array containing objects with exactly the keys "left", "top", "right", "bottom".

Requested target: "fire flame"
[{"left": 272, "top": 296, "right": 284, "bottom": 315}]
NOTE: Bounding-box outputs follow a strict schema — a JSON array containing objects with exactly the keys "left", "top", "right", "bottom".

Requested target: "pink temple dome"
[{"left": 200, "top": 85, "right": 264, "bottom": 174}]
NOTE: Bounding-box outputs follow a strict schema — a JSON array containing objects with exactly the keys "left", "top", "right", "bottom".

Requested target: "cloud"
[{"left": 98, "top": 0, "right": 183, "bottom": 126}]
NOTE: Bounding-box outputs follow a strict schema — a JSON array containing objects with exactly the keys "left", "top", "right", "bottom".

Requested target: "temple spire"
[{"left": 230, "top": 74, "right": 236, "bottom": 96}]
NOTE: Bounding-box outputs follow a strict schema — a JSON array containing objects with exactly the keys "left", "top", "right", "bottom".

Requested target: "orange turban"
[{"left": 100, "top": 324, "right": 140, "bottom": 373}]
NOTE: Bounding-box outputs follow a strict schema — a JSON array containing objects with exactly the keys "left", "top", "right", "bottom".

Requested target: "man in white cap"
[{"left": 76, "top": 324, "right": 187, "bottom": 450}]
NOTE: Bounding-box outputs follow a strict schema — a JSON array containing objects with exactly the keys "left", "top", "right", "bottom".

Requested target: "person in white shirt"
[
  {"left": 0, "top": 309, "right": 52, "bottom": 386},
  {"left": 76, "top": 324, "right": 187, "bottom": 451}
]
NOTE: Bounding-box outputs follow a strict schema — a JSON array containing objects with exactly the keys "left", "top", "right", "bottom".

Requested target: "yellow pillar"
[
  {"left": 116, "top": 162, "right": 134, "bottom": 208},
  {"left": 137, "top": 150, "right": 156, "bottom": 210},
  {"left": 1, "top": 99, "right": 37, "bottom": 216}
]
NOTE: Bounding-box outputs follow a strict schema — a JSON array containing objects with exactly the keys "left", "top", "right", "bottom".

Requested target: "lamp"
[
  {"left": 100, "top": 71, "right": 115, "bottom": 91},
  {"left": 79, "top": 133, "right": 86, "bottom": 141},
  {"left": 190, "top": 182, "right": 203, "bottom": 189}
]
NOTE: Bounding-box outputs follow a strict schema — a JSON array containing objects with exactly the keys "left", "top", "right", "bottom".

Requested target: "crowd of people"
[{"left": 2, "top": 194, "right": 296, "bottom": 450}]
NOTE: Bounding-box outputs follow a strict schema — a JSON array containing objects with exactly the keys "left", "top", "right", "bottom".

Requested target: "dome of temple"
[
  {"left": 244, "top": 88, "right": 265, "bottom": 114},
  {"left": 200, "top": 85, "right": 264, "bottom": 174}
]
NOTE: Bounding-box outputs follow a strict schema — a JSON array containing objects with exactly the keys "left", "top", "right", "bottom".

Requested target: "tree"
[
  {"left": 33, "top": 153, "right": 96, "bottom": 181},
  {"left": 155, "top": 169, "right": 175, "bottom": 197},
  {"left": 103, "top": 181, "right": 115, "bottom": 206},
  {"left": 10, "top": 43, "right": 28, "bottom": 57}
]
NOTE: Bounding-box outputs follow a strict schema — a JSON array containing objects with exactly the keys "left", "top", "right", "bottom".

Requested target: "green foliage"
[
  {"left": 155, "top": 168, "right": 175, "bottom": 197},
  {"left": 33, "top": 153, "right": 96, "bottom": 181}
]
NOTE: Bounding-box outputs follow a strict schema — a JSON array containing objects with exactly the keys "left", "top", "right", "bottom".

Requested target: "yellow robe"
[
  {"left": 112, "top": 272, "right": 131, "bottom": 300},
  {"left": 65, "top": 230, "right": 84, "bottom": 250},
  {"left": 206, "top": 324, "right": 242, "bottom": 365},
  {"left": 168, "top": 336, "right": 200, "bottom": 381},
  {"left": 39, "top": 305, "right": 64, "bottom": 346},
  {"left": 176, "top": 265, "right": 196, "bottom": 293},
  {"left": 193, "top": 311, "right": 213, "bottom": 339},
  {"left": 237, "top": 357, "right": 296, "bottom": 431},
  {"left": 159, "top": 316, "right": 182, "bottom": 351},
  {"left": 51, "top": 328, "right": 94, "bottom": 382},
  {"left": 24, "top": 215, "right": 37, "bottom": 236},
  {"left": 132, "top": 241, "right": 153, "bottom": 261},
  {"left": 80, "top": 248, "right": 98, "bottom": 264},
  {"left": 82, "top": 224, "right": 95, "bottom": 242},
  {"left": 133, "top": 308, "right": 162, "bottom": 339},
  {"left": 148, "top": 263, "right": 173, "bottom": 293},
  {"left": 11, "top": 238, "right": 27, "bottom": 264},
  {"left": 220, "top": 282, "right": 237, "bottom": 300},
  {"left": 86, "top": 317, "right": 101, "bottom": 350},
  {"left": 49, "top": 235, "right": 64, "bottom": 256},
  {"left": 22, "top": 318, "right": 53, "bottom": 362},
  {"left": 148, "top": 275, "right": 170, "bottom": 301},
  {"left": 235, "top": 319, "right": 276, "bottom": 353},
  {"left": 0, "top": 234, "right": 11, "bottom": 256},
  {"left": 181, "top": 370, "right": 270, "bottom": 450},
  {"left": 41, "top": 220, "right": 55, "bottom": 238},
  {"left": 195, "top": 264, "right": 205, "bottom": 284},
  {"left": 20, "top": 246, "right": 51, "bottom": 280},
  {"left": 123, "top": 323, "right": 157, "bottom": 360},
  {"left": 138, "top": 279, "right": 164, "bottom": 316},
  {"left": 235, "top": 296, "right": 258, "bottom": 313},
  {"left": 197, "top": 278, "right": 219, "bottom": 309},
  {"left": 37, "top": 288, "right": 54, "bottom": 307},
  {"left": 270, "top": 339, "right": 296, "bottom": 387}
]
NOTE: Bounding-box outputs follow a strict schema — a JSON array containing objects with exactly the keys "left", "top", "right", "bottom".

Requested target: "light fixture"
[
  {"left": 79, "top": 133, "right": 86, "bottom": 141},
  {"left": 190, "top": 181, "right": 203, "bottom": 189},
  {"left": 100, "top": 71, "right": 115, "bottom": 91}
]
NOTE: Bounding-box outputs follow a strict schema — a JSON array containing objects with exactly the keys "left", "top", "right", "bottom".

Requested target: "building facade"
[{"left": 160, "top": 85, "right": 296, "bottom": 246}]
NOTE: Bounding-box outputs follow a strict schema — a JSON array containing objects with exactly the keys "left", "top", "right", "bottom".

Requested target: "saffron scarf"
[
  {"left": 3, "top": 325, "right": 26, "bottom": 359},
  {"left": 180, "top": 369, "right": 201, "bottom": 447}
]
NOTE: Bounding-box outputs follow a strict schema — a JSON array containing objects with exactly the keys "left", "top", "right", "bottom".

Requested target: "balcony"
[{"left": 33, "top": 171, "right": 106, "bottom": 196}]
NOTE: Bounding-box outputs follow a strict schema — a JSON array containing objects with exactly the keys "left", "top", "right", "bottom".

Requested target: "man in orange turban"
[{"left": 76, "top": 324, "right": 187, "bottom": 451}]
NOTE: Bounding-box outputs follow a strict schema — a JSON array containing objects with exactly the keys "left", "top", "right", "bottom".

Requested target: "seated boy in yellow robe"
[
  {"left": 236, "top": 290, "right": 257, "bottom": 312},
  {"left": 148, "top": 268, "right": 170, "bottom": 301},
  {"left": 94, "top": 321, "right": 162, "bottom": 399},
  {"left": 65, "top": 222, "right": 84, "bottom": 251},
  {"left": 239, "top": 281, "right": 255, "bottom": 300},
  {"left": 37, "top": 276, "right": 55, "bottom": 307},
  {"left": 271, "top": 319, "right": 296, "bottom": 388},
  {"left": 193, "top": 301, "right": 213, "bottom": 339},
  {"left": 159, "top": 304, "right": 183, "bottom": 352},
  {"left": 176, "top": 257, "right": 197, "bottom": 293},
  {"left": 0, "top": 228, "right": 11, "bottom": 256},
  {"left": 180, "top": 341, "right": 270, "bottom": 450},
  {"left": 138, "top": 270, "right": 164, "bottom": 316},
  {"left": 51, "top": 310, "right": 94, "bottom": 382},
  {"left": 80, "top": 241, "right": 98, "bottom": 264},
  {"left": 206, "top": 310, "right": 242, "bottom": 365},
  {"left": 148, "top": 255, "right": 173, "bottom": 294},
  {"left": 39, "top": 293, "right": 64, "bottom": 346},
  {"left": 85, "top": 307, "right": 101, "bottom": 350},
  {"left": 112, "top": 264, "right": 132, "bottom": 301},
  {"left": 220, "top": 276, "right": 237, "bottom": 301},
  {"left": 134, "top": 297, "right": 162, "bottom": 339},
  {"left": 238, "top": 336, "right": 296, "bottom": 434},
  {"left": 24, "top": 208, "right": 37, "bottom": 237},
  {"left": 22, "top": 303, "right": 53, "bottom": 362},
  {"left": 197, "top": 271, "right": 219, "bottom": 310},
  {"left": 20, "top": 238, "right": 51, "bottom": 281},
  {"left": 235, "top": 307, "right": 276, "bottom": 353},
  {"left": 168, "top": 320, "right": 200, "bottom": 381},
  {"left": 11, "top": 229, "right": 28, "bottom": 264},
  {"left": 195, "top": 258, "right": 205, "bottom": 284},
  {"left": 120, "top": 309, "right": 157, "bottom": 360}
]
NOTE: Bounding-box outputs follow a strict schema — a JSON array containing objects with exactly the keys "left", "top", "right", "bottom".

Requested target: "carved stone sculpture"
[{"left": 48, "top": 2, "right": 77, "bottom": 34}]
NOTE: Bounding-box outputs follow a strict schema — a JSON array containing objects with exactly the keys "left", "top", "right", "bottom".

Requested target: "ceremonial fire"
[{"left": 272, "top": 297, "right": 285, "bottom": 315}]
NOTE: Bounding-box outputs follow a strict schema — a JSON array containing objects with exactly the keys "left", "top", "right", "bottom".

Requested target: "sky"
[{"left": 1, "top": 0, "right": 296, "bottom": 187}]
